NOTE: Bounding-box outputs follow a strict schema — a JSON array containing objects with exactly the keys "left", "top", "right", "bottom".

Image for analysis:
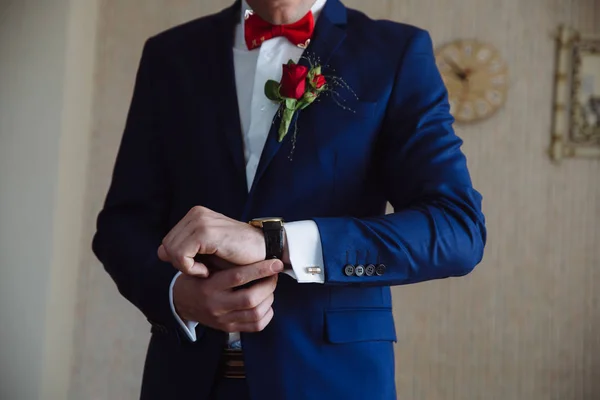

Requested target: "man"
[{"left": 92, "top": 0, "right": 486, "bottom": 398}]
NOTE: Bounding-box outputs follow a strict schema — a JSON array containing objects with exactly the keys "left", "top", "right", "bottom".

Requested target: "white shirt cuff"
[
  {"left": 169, "top": 271, "right": 199, "bottom": 342},
  {"left": 283, "top": 220, "right": 325, "bottom": 284}
]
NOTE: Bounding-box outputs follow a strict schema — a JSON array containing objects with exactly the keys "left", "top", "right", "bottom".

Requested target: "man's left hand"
[{"left": 158, "top": 206, "right": 266, "bottom": 277}]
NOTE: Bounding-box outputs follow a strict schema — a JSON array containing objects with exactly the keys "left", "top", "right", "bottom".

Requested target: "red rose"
[
  {"left": 312, "top": 74, "right": 327, "bottom": 89},
  {"left": 280, "top": 63, "right": 309, "bottom": 100}
]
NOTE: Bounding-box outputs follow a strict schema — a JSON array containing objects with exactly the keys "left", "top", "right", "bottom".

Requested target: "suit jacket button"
[
  {"left": 365, "top": 264, "right": 376, "bottom": 276},
  {"left": 355, "top": 265, "right": 365, "bottom": 276},
  {"left": 344, "top": 264, "right": 355, "bottom": 276},
  {"left": 376, "top": 264, "right": 386, "bottom": 276}
]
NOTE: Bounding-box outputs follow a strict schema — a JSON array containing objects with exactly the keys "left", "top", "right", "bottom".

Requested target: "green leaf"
[
  {"left": 285, "top": 98, "right": 297, "bottom": 110},
  {"left": 312, "top": 65, "right": 322, "bottom": 76},
  {"left": 287, "top": 59, "right": 296, "bottom": 65},
  {"left": 278, "top": 108, "right": 296, "bottom": 142},
  {"left": 264, "top": 80, "right": 281, "bottom": 101}
]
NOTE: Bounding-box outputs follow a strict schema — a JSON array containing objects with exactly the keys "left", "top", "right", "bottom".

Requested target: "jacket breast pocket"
[{"left": 324, "top": 308, "right": 397, "bottom": 344}]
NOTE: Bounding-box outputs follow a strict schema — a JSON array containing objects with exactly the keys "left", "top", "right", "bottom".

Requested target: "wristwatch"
[{"left": 249, "top": 217, "right": 284, "bottom": 260}]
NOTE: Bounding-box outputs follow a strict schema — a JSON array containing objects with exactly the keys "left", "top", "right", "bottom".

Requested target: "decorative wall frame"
[{"left": 550, "top": 25, "right": 600, "bottom": 161}]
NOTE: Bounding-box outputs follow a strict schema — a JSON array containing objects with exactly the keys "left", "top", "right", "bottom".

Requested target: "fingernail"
[{"left": 271, "top": 260, "right": 284, "bottom": 272}]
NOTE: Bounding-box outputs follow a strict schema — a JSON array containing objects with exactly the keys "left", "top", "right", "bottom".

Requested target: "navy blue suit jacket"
[{"left": 92, "top": 0, "right": 486, "bottom": 399}]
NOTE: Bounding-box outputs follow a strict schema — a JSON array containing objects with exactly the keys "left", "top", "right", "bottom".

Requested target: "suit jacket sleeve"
[
  {"left": 92, "top": 39, "right": 179, "bottom": 331},
  {"left": 313, "top": 29, "right": 487, "bottom": 286}
]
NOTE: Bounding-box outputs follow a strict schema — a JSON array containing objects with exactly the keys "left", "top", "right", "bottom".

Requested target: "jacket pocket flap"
[{"left": 325, "top": 308, "right": 397, "bottom": 344}]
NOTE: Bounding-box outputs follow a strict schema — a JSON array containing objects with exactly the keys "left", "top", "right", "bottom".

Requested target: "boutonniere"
[{"left": 264, "top": 59, "right": 328, "bottom": 142}]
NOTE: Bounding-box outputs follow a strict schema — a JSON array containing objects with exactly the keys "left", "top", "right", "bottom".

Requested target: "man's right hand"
[{"left": 173, "top": 259, "right": 283, "bottom": 333}]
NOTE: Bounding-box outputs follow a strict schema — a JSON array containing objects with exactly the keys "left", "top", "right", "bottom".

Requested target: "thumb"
[{"left": 218, "top": 259, "right": 284, "bottom": 289}]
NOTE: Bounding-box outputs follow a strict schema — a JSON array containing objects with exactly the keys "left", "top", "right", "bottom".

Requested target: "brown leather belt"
[{"left": 219, "top": 348, "right": 245, "bottom": 379}]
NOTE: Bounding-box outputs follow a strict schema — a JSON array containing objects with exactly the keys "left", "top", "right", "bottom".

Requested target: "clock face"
[{"left": 435, "top": 39, "right": 509, "bottom": 123}]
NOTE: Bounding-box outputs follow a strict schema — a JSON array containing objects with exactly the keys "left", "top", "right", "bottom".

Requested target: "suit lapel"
[
  {"left": 211, "top": 1, "right": 248, "bottom": 191},
  {"left": 248, "top": 0, "right": 348, "bottom": 196}
]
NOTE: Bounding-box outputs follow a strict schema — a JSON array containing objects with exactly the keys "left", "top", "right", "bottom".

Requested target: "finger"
[
  {"left": 161, "top": 228, "right": 197, "bottom": 272},
  {"left": 162, "top": 207, "right": 199, "bottom": 249},
  {"left": 167, "top": 217, "right": 218, "bottom": 274},
  {"left": 198, "top": 254, "right": 238, "bottom": 271},
  {"left": 157, "top": 244, "right": 169, "bottom": 262},
  {"left": 161, "top": 236, "right": 201, "bottom": 274},
  {"left": 172, "top": 255, "right": 210, "bottom": 277},
  {"left": 215, "top": 259, "right": 284, "bottom": 290},
  {"left": 169, "top": 234, "right": 201, "bottom": 273},
  {"left": 187, "top": 260, "right": 210, "bottom": 277},
  {"left": 162, "top": 206, "right": 217, "bottom": 267},
  {"left": 218, "top": 293, "right": 274, "bottom": 325},
  {"left": 159, "top": 243, "right": 210, "bottom": 277},
  {"left": 225, "top": 275, "right": 278, "bottom": 311},
  {"left": 166, "top": 222, "right": 204, "bottom": 271},
  {"left": 234, "top": 307, "right": 275, "bottom": 333}
]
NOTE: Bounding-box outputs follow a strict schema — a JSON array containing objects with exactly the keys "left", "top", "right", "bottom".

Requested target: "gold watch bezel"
[{"left": 249, "top": 217, "right": 284, "bottom": 228}]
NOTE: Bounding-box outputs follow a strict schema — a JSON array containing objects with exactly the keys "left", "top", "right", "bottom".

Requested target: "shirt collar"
[{"left": 240, "top": 0, "right": 327, "bottom": 26}]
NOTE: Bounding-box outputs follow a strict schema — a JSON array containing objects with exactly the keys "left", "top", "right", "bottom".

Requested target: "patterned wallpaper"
[{"left": 71, "top": 0, "right": 600, "bottom": 399}]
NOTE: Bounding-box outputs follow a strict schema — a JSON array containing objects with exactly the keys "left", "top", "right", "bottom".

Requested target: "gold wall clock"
[{"left": 435, "top": 39, "right": 509, "bottom": 123}]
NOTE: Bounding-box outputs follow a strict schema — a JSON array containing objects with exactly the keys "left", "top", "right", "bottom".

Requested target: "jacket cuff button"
[
  {"left": 355, "top": 265, "right": 365, "bottom": 276},
  {"left": 365, "top": 264, "right": 376, "bottom": 276},
  {"left": 344, "top": 264, "right": 355, "bottom": 276}
]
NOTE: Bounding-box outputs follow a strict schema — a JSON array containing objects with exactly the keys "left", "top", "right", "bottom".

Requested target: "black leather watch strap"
[{"left": 262, "top": 221, "right": 284, "bottom": 260}]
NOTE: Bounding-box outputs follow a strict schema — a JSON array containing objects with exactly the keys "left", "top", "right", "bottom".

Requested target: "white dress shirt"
[{"left": 169, "top": 0, "right": 328, "bottom": 343}]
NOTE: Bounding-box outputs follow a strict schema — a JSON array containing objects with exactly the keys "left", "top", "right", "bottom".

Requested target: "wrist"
[{"left": 251, "top": 225, "right": 267, "bottom": 261}]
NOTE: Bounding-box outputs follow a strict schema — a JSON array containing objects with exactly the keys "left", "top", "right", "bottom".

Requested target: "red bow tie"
[{"left": 244, "top": 10, "right": 314, "bottom": 50}]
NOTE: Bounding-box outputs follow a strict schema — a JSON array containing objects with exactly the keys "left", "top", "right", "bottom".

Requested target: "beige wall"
[
  {"left": 0, "top": 2, "right": 66, "bottom": 398},
  {"left": 0, "top": 0, "right": 98, "bottom": 399},
  {"left": 72, "top": 0, "right": 600, "bottom": 399}
]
